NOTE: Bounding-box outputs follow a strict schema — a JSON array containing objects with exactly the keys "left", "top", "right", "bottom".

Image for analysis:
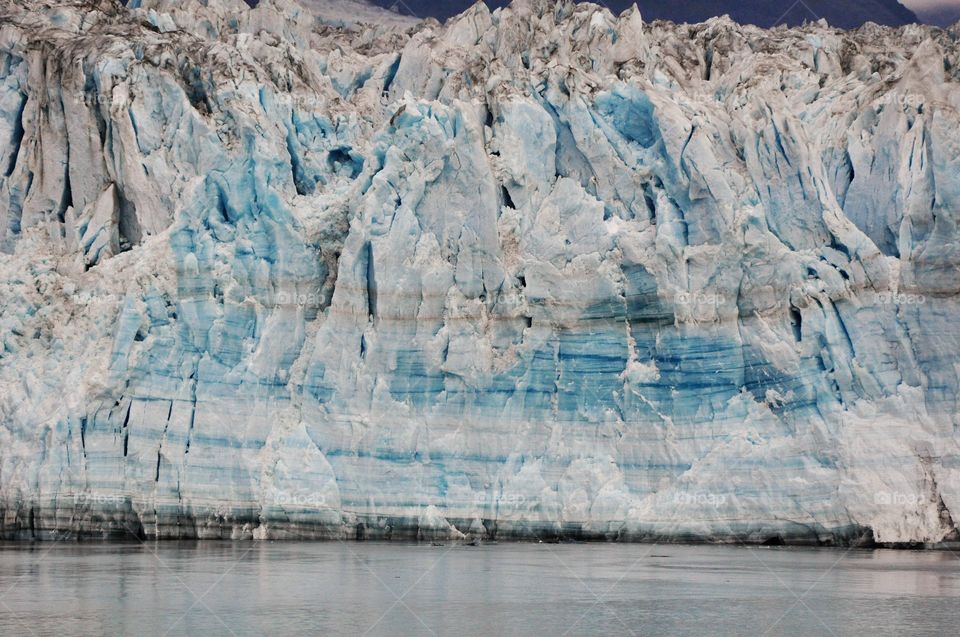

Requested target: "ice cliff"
[{"left": 1, "top": 0, "right": 959, "bottom": 545}]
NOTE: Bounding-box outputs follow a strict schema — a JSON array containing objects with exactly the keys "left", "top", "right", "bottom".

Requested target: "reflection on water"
[{"left": 1, "top": 542, "right": 958, "bottom": 636}]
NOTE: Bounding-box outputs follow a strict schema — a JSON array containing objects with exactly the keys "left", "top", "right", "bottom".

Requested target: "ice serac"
[{"left": 0, "top": 0, "right": 959, "bottom": 545}]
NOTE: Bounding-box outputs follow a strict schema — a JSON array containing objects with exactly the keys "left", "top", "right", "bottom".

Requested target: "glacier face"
[{"left": 1, "top": 0, "right": 959, "bottom": 544}]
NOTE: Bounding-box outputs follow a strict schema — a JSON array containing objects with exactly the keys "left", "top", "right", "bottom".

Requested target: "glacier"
[{"left": 0, "top": 0, "right": 959, "bottom": 545}]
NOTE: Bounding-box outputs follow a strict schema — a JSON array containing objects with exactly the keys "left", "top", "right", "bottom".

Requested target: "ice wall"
[{"left": 0, "top": 0, "right": 959, "bottom": 545}]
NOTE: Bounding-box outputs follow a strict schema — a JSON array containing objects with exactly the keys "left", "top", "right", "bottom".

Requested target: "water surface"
[{"left": 1, "top": 542, "right": 957, "bottom": 636}]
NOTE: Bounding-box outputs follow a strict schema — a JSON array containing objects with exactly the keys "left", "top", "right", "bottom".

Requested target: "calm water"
[{"left": 0, "top": 541, "right": 958, "bottom": 636}]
